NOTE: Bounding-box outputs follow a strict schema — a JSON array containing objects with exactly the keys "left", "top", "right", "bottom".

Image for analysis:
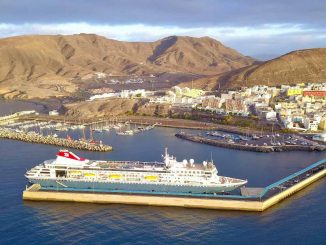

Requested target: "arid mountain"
[
  {"left": 0, "top": 34, "right": 254, "bottom": 99},
  {"left": 180, "top": 48, "right": 326, "bottom": 90},
  {"left": 64, "top": 98, "right": 139, "bottom": 118},
  {"left": 146, "top": 36, "right": 254, "bottom": 75}
]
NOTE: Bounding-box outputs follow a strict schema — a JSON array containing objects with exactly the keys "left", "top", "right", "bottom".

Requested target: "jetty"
[
  {"left": 23, "top": 158, "right": 326, "bottom": 212},
  {"left": 0, "top": 128, "right": 112, "bottom": 152},
  {"left": 175, "top": 132, "right": 326, "bottom": 153}
]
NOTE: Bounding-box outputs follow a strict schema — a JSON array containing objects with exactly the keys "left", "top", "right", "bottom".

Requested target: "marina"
[
  {"left": 23, "top": 157, "right": 326, "bottom": 211},
  {"left": 2, "top": 112, "right": 158, "bottom": 138},
  {"left": 2, "top": 111, "right": 326, "bottom": 154},
  {"left": 176, "top": 132, "right": 326, "bottom": 153},
  {"left": 116, "top": 124, "right": 156, "bottom": 136}
]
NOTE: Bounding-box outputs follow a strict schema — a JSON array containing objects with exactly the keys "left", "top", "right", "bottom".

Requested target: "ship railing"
[
  {"left": 101, "top": 160, "right": 165, "bottom": 168},
  {"left": 43, "top": 159, "right": 55, "bottom": 165}
]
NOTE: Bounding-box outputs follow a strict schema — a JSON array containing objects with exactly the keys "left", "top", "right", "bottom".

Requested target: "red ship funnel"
[{"left": 55, "top": 150, "right": 89, "bottom": 165}]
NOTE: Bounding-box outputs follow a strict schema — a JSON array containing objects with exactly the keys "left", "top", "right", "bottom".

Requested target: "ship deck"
[
  {"left": 49, "top": 159, "right": 211, "bottom": 171},
  {"left": 94, "top": 160, "right": 166, "bottom": 170}
]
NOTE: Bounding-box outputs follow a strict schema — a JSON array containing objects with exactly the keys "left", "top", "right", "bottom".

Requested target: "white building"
[
  {"left": 94, "top": 72, "right": 107, "bottom": 79},
  {"left": 265, "top": 111, "right": 277, "bottom": 121},
  {"left": 304, "top": 118, "right": 319, "bottom": 131},
  {"left": 49, "top": 110, "right": 59, "bottom": 116},
  {"left": 120, "top": 89, "right": 147, "bottom": 98},
  {"left": 221, "top": 93, "right": 232, "bottom": 100},
  {"left": 89, "top": 93, "right": 116, "bottom": 101}
]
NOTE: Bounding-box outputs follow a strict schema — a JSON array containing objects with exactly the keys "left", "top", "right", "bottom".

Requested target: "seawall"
[{"left": 0, "top": 128, "right": 112, "bottom": 152}]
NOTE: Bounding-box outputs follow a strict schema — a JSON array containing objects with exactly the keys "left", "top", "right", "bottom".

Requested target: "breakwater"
[
  {"left": 0, "top": 128, "right": 112, "bottom": 152},
  {"left": 175, "top": 133, "right": 326, "bottom": 153}
]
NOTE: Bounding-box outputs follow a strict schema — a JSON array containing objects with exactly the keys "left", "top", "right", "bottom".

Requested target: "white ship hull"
[{"left": 28, "top": 178, "right": 245, "bottom": 194}]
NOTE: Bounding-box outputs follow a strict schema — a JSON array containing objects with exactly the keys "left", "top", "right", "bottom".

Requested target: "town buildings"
[{"left": 87, "top": 82, "right": 326, "bottom": 132}]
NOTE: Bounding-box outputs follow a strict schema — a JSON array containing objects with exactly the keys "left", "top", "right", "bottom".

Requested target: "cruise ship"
[{"left": 25, "top": 149, "right": 247, "bottom": 194}]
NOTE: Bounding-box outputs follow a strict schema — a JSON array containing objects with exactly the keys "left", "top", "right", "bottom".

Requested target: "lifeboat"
[
  {"left": 109, "top": 174, "right": 122, "bottom": 179},
  {"left": 144, "top": 175, "right": 159, "bottom": 181},
  {"left": 84, "top": 173, "right": 95, "bottom": 177}
]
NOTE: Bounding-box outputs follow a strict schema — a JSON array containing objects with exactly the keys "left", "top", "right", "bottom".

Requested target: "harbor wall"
[
  {"left": 0, "top": 128, "right": 112, "bottom": 152},
  {"left": 23, "top": 189, "right": 263, "bottom": 211},
  {"left": 262, "top": 168, "right": 326, "bottom": 210}
]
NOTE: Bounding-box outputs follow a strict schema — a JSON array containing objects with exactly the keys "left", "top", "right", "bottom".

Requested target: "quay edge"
[
  {"left": 23, "top": 187, "right": 263, "bottom": 211},
  {"left": 261, "top": 168, "right": 326, "bottom": 211}
]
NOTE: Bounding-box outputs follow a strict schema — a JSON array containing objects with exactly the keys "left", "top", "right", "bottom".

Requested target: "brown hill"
[
  {"left": 180, "top": 48, "right": 326, "bottom": 90},
  {"left": 64, "top": 98, "right": 139, "bottom": 118},
  {"left": 0, "top": 34, "right": 254, "bottom": 99}
]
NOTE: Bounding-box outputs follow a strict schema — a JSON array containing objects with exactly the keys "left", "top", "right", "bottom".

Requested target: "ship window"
[{"left": 56, "top": 170, "right": 66, "bottom": 177}]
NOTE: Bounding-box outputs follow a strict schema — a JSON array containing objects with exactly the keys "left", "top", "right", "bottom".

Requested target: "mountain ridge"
[
  {"left": 0, "top": 34, "right": 255, "bottom": 98},
  {"left": 180, "top": 48, "right": 326, "bottom": 90}
]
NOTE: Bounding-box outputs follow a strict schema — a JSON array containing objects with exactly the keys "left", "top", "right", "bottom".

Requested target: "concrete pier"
[{"left": 23, "top": 159, "right": 326, "bottom": 212}]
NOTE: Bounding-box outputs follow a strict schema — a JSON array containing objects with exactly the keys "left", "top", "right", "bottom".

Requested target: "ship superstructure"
[{"left": 25, "top": 149, "right": 247, "bottom": 194}]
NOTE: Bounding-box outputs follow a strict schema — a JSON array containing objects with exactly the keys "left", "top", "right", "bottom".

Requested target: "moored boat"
[{"left": 25, "top": 149, "right": 247, "bottom": 194}]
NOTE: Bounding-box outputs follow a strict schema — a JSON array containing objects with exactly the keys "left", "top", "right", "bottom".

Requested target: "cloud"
[
  {"left": 0, "top": 22, "right": 324, "bottom": 59},
  {"left": 0, "top": 0, "right": 325, "bottom": 28},
  {"left": 0, "top": 1, "right": 325, "bottom": 59}
]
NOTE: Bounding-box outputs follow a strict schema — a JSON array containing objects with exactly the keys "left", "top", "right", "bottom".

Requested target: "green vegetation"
[
  {"left": 280, "top": 128, "right": 297, "bottom": 134},
  {"left": 126, "top": 110, "right": 134, "bottom": 116},
  {"left": 220, "top": 115, "right": 255, "bottom": 127},
  {"left": 141, "top": 113, "right": 151, "bottom": 116}
]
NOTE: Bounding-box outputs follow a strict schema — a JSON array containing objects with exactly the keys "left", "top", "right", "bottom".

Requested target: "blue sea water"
[
  {"left": 0, "top": 126, "right": 326, "bottom": 244},
  {"left": 0, "top": 100, "right": 46, "bottom": 116}
]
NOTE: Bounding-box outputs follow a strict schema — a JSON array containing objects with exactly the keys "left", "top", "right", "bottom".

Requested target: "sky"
[{"left": 0, "top": 0, "right": 325, "bottom": 60}]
